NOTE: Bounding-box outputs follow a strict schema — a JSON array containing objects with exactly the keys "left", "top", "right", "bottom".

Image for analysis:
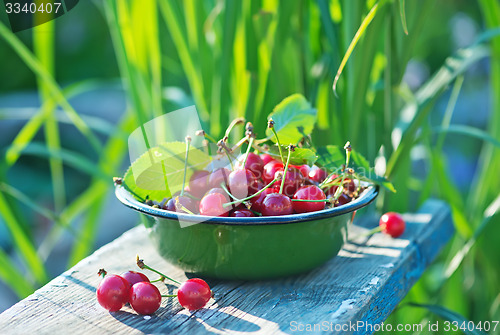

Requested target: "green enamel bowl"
[{"left": 115, "top": 185, "right": 378, "bottom": 280}]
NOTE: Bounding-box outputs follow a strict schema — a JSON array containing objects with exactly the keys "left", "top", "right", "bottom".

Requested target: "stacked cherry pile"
[
  {"left": 151, "top": 119, "right": 365, "bottom": 217},
  {"left": 96, "top": 257, "right": 212, "bottom": 314}
]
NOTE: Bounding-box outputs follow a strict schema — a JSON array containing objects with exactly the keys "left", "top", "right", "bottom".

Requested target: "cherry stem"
[
  {"left": 161, "top": 294, "right": 178, "bottom": 298},
  {"left": 205, "top": 134, "right": 218, "bottom": 144},
  {"left": 320, "top": 173, "right": 346, "bottom": 202},
  {"left": 219, "top": 183, "right": 236, "bottom": 200},
  {"left": 231, "top": 137, "right": 248, "bottom": 152},
  {"left": 136, "top": 256, "right": 181, "bottom": 285},
  {"left": 331, "top": 183, "right": 345, "bottom": 201},
  {"left": 97, "top": 268, "right": 107, "bottom": 278},
  {"left": 250, "top": 142, "right": 267, "bottom": 153},
  {"left": 318, "top": 172, "right": 340, "bottom": 188},
  {"left": 242, "top": 137, "right": 255, "bottom": 167},
  {"left": 181, "top": 137, "right": 191, "bottom": 197},
  {"left": 223, "top": 176, "right": 280, "bottom": 207},
  {"left": 279, "top": 147, "right": 292, "bottom": 194},
  {"left": 344, "top": 141, "right": 351, "bottom": 168},
  {"left": 181, "top": 193, "right": 201, "bottom": 201},
  {"left": 319, "top": 177, "right": 342, "bottom": 189},
  {"left": 175, "top": 197, "right": 195, "bottom": 215},
  {"left": 150, "top": 277, "right": 165, "bottom": 283},
  {"left": 225, "top": 117, "right": 245, "bottom": 139},
  {"left": 270, "top": 126, "right": 284, "bottom": 162},
  {"left": 291, "top": 199, "right": 331, "bottom": 203},
  {"left": 254, "top": 135, "right": 273, "bottom": 144},
  {"left": 220, "top": 143, "right": 235, "bottom": 170},
  {"left": 350, "top": 226, "right": 382, "bottom": 240}
]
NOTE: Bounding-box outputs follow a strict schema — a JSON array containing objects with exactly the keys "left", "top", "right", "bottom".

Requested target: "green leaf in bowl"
[
  {"left": 122, "top": 141, "right": 211, "bottom": 201},
  {"left": 317, "top": 145, "right": 396, "bottom": 192},
  {"left": 267, "top": 146, "right": 318, "bottom": 166},
  {"left": 266, "top": 94, "right": 317, "bottom": 145}
]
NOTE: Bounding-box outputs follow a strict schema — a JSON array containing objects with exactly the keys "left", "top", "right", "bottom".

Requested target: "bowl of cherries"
[{"left": 115, "top": 95, "right": 391, "bottom": 279}]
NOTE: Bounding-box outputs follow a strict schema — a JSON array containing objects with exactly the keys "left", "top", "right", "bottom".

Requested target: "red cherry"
[
  {"left": 292, "top": 185, "right": 326, "bottom": 213},
  {"left": 96, "top": 275, "right": 129, "bottom": 312},
  {"left": 239, "top": 152, "right": 264, "bottom": 179},
  {"left": 164, "top": 196, "right": 198, "bottom": 214},
  {"left": 343, "top": 179, "right": 356, "bottom": 193},
  {"left": 260, "top": 154, "right": 275, "bottom": 165},
  {"left": 328, "top": 179, "right": 356, "bottom": 195},
  {"left": 230, "top": 209, "right": 255, "bottom": 217},
  {"left": 298, "top": 165, "right": 310, "bottom": 178},
  {"left": 332, "top": 193, "right": 352, "bottom": 207},
  {"left": 189, "top": 170, "right": 210, "bottom": 198},
  {"left": 262, "top": 161, "right": 284, "bottom": 183},
  {"left": 250, "top": 188, "right": 276, "bottom": 213},
  {"left": 129, "top": 282, "right": 162, "bottom": 315},
  {"left": 380, "top": 212, "right": 406, "bottom": 238},
  {"left": 199, "top": 192, "right": 229, "bottom": 217},
  {"left": 255, "top": 179, "right": 264, "bottom": 191},
  {"left": 228, "top": 169, "right": 258, "bottom": 199},
  {"left": 121, "top": 271, "right": 150, "bottom": 288},
  {"left": 208, "top": 168, "right": 230, "bottom": 189},
  {"left": 206, "top": 187, "right": 228, "bottom": 197},
  {"left": 308, "top": 166, "right": 328, "bottom": 183},
  {"left": 260, "top": 193, "right": 293, "bottom": 216},
  {"left": 177, "top": 278, "right": 212, "bottom": 311},
  {"left": 273, "top": 167, "right": 304, "bottom": 197}
]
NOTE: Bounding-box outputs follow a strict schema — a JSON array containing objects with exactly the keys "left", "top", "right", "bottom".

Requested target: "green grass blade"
[
  {"left": 14, "top": 143, "right": 110, "bottom": 180},
  {"left": 408, "top": 303, "right": 487, "bottom": 335},
  {"left": 3, "top": 79, "right": 116, "bottom": 167},
  {"left": 216, "top": 0, "right": 238, "bottom": 136},
  {"left": 33, "top": 21, "right": 66, "bottom": 213},
  {"left": 68, "top": 183, "right": 107, "bottom": 267},
  {"left": 67, "top": 114, "right": 135, "bottom": 266},
  {"left": 398, "top": 0, "right": 408, "bottom": 35},
  {"left": 316, "top": 0, "right": 339, "bottom": 66},
  {"left": 252, "top": 1, "right": 279, "bottom": 125},
  {"left": 0, "top": 248, "right": 35, "bottom": 298},
  {"left": 350, "top": 10, "right": 385, "bottom": 143},
  {"left": 0, "top": 106, "right": 127, "bottom": 139},
  {"left": 401, "top": 0, "right": 434, "bottom": 66},
  {"left": 0, "top": 192, "right": 48, "bottom": 285},
  {"left": 332, "top": 1, "right": 380, "bottom": 94},
  {"left": 0, "top": 183, "right": 58, "bottom": 222},
  {"left": 433, "top": 125, "right": 500, "bottom": 148},
  {"left": 37, "top": 182, "right": 104, "bottom": 261},
  {"left": 443, "top": 194, "right": 500, "bottom": 283},
  {"left": 468, "top": 1, "right": 500, "bottom": 221},
  {"left": 157, "top": 0, "right": 209, "bottom": 121},
  {"left": 386, "top": 43, "right": 490, "bottom": 178},
  {"left": 0, "top": 22, "right": 102, "bottom": 154},
  {"left": 435, "top": 76, "right": 464, "bottom": 150}
]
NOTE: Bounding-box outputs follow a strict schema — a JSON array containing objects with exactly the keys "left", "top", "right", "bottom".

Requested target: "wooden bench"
[{"left": 0, "top": 199, "right": 453, "bottom": 335}]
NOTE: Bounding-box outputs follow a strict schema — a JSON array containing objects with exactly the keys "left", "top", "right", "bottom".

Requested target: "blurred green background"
[{"left": 0, "top": 0, "right": 499, "bottom": 332}]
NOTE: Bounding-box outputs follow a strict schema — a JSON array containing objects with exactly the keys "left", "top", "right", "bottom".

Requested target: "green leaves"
[
  {"left": 268, "top": 146, "right": 318, "bottom": 166},
  {"left": 316, "top": 145, "right": 345, "bottom": 170},
  {"left": 316, "top": 145, "right": 396, "bottom": 192},
  {"left": 123, "top": 141, "right": 211, "bottom": 201},
  {"left": 266, "top": 94, "right": 317, "bottom": 145}
]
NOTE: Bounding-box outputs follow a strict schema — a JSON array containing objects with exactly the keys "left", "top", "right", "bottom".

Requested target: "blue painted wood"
[{"left": 0, "top": 199, "right": 454, "bottom": 335}]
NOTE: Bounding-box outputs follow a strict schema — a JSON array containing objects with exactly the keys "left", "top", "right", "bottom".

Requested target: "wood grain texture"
[{"left": 0, "top": 199, "right": 454, "bottom": 335}]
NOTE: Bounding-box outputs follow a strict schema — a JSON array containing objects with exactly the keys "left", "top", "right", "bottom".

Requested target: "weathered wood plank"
[{"left": 0, "top": 199, "right": 454, "bottom": 335}]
